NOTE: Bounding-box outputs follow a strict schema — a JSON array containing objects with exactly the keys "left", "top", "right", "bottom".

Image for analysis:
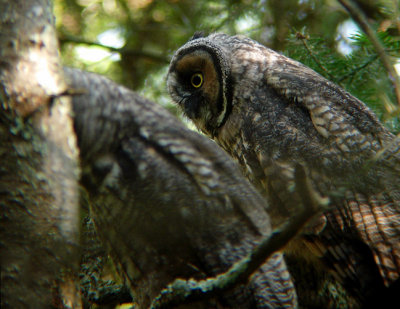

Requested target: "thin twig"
[
  {"left": 59, "top": 34, "right": 170, "bottom": 64},
  {"left": 150, "top": 164, "right": 329, "bottom": 309},
  {"left": 337, "top": 54, "right": 379, "bottom": 83},
  {"left": 296, "top": 32, "right": 337, "bottom": 81},
  {"left": 337, "top": 0, "right": 400, "bottom": 106},
  {"left": 394, "top": 0, "right": 400, "bottom": 35}
]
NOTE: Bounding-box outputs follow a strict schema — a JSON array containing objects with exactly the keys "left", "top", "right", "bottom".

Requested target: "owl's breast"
[{"left": 214, "top": 106, "right": 244, "bottom": 154}]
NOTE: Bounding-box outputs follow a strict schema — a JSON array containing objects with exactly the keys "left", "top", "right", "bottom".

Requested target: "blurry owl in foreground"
[
  {"left": 167, "top": 33, "right": 400, "bottom": 307},
  {"left": 64, "top": 67, "right": 297, "bottom": 308}
]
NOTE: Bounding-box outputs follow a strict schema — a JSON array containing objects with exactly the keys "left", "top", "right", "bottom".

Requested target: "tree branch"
[
  {"left": 59, "top": 33, "right": 170, "bottom": 64},
  {"left": 337, "top": 54, "right": 379, "bottom": 83},
  {"left": 337, "top": 0, "right": 400, "bottom": 106},
  {"left": 150, "top": 164, "right": 329, "bottom": 309}
]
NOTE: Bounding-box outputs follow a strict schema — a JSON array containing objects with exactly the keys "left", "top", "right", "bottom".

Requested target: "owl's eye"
[{"left": 190, "top": 73, "right": 203, "bottom": 88}]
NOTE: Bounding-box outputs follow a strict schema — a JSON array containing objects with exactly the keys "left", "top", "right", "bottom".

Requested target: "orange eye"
[{"left": 191, "top": 73, "right": 203, "bottom": 88}]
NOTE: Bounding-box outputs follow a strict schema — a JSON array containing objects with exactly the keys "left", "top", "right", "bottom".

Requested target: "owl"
[
  {"left": 167, "top": 33, "right": 400, "bottom": 307},
  {"left": 64, "top": 67, "right": 298, "bottom": 308}
]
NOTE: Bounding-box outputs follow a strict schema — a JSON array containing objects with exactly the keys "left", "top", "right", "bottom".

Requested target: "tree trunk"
[{"left": 0, "top": 0, "right": 80, "bottom": 307}]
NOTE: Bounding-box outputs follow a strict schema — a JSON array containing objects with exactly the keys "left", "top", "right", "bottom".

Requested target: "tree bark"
[{"left": 0, "top": 0, "right": 80, "bottom": 307}]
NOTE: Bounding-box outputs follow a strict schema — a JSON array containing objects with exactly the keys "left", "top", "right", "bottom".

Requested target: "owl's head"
[
  {"left": 167, "top": 33, "right": 236, "bottom": 138},
  {"left": 167, "top": 33, "right": 274, "bottom": 138}
]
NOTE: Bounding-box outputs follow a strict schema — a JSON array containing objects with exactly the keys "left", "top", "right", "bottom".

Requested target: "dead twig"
[{"left": 295, "top": 32, "right": 337, "bottom": 82}]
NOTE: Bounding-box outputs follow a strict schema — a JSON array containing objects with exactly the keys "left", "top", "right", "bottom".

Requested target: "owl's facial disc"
[{"left": 168, "top": 47, "right": 231, "bottom": 138}]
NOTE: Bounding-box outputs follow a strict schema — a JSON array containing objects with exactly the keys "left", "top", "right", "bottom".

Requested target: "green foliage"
[
  {"left": 285, "top": 28, "right": 400, "bottom": 132},
  {"left": 55, "top": 1, "right": 346, "bottom": 81},
  {"left": 55, "top": 0, "right": 399, "bottom": 132}
]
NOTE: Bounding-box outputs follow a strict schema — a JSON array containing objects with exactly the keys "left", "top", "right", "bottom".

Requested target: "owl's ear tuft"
[{"left": 190, "top": 31, "right": 206, "bottom": 41}]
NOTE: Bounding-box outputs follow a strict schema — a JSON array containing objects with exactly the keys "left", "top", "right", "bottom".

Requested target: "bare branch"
[
  {"left": 59, "top": 33, "right": 170, "bottom": 64},
  {"left": 337, "top": 0, "right": 400, "bottom": 106}
]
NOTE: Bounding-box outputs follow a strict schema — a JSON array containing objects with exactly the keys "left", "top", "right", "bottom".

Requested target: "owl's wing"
[
  {"left": 115, "top": 132, "right": 297, "bottom": 308},
  {"left": 143, "top": 127, "right": 274, "bottom": 236},
  {"left": 66, "top": 67, "right": 298, "bottom": 308},
  {"left": 263, "top": 52, "right": 399, "bottom": 158},
  {"left": 261, "top": 54, "right": 400, "bottom": 291}
]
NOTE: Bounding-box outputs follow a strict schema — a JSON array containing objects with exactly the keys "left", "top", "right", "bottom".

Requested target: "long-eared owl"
[
  {"left": 65, "top": 67, "right": 297, "bottom": 308},
  {"left": 167, "top": 32, "right": 400, "bottom": 307}
]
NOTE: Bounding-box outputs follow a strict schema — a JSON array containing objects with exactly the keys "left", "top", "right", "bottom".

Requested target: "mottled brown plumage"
[
  {"left": 64, "top": 67, "right": 297, "bottom": 308},
  {"left": 167, "top": 33, "right": 400, "bottom": 307}
]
